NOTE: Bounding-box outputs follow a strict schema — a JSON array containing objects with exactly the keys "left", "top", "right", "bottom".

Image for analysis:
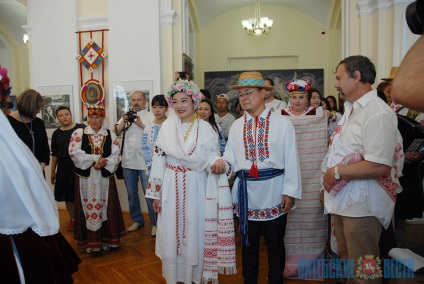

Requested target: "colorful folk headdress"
[
  {"left": 0, "top": 66, "right": 12, "bottom": 101},
  {"left": 86, "top": 104, "right": 105, "bottom": 117},
  {"left": 166, "top": 80, "right": 202, "bottom": 108},
  {"left": 285, "top": 79, "right": 312, "bottom": 94}
]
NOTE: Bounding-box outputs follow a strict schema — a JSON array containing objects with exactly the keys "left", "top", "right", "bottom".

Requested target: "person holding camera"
[{"left": 114, "top": 90, "right": 155, "bottom": 235}]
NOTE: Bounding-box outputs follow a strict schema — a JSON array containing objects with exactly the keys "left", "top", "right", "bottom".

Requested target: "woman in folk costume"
[
  {"left": 146, "top": 80, "right": 236, "bottom": 283},
  {"left": 69, "top": 104, "right": 126, "bottom": 254},
  {"left": 281, "top": 79, "right": 323, "bottom": 116}
]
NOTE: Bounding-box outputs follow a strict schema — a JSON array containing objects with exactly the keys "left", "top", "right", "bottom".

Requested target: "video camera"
[
  {"left": 126, "top": 108, "right": 137, "bottom": 123},
  {"left": 406, "top": 0, "right": 424, "bottom": 34}
]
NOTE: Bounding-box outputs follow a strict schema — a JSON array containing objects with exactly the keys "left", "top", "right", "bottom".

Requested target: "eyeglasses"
[
  {"left": 238, "top": 89, "right": 258, "bottom": 99},
  {"left": 289, "top": 95, "right": 306, "bottom": 100}
]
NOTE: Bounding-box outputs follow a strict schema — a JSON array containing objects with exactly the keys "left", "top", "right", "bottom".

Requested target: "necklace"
[
  {"left": 19, "top": 113, "right": 35, "bottom": 153},
  {"left": 184, "top": 113, "right": 198, "bottom": 141}
]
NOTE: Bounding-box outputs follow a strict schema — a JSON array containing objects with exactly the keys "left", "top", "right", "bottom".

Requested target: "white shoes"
[
  {"left": 127, "top": 222, "right": 142, "bottom": 232},
  {"left": 151, "top": 226, "right": 157, "bottom": 237}
]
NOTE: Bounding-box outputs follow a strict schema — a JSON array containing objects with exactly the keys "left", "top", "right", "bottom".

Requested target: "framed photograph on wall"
[
  {"left": 112, "top": 80, "right": 153, "bottom": 127},
  {"left": 36, "top": 85, "right": 73, "bottom": 137},
  {"left": 182, "top": 53, "right": 194, "bottom": 81}
]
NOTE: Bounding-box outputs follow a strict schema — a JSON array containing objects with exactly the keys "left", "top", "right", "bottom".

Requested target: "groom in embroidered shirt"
[{"left": 211, "top": 71, "right": 302, "bottom": 284}]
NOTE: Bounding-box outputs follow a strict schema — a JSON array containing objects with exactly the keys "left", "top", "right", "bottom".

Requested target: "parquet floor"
[
  {"left": 60, "top": 209, "right": 424, "bottom": 283},
  {"left": 59, "top": 209, "right": 337, "bottom": 284}
]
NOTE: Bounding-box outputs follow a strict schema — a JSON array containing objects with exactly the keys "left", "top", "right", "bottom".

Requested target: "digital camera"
[{"left": 126, "top": 108, "right": 137, "bottom": 123}]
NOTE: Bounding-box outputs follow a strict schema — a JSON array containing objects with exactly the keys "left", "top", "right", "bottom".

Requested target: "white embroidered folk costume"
[
  {"left": 69, "top": 126, "right": 121, "bottom": 230},
  {"left": 322, "top": 90, "right": 404, "bottom": 229},
  {"left": 69, "top": 105, "right": 126, "bottom": 251},
  {"left": 146, "top": 80, "right": 236, "bottom": 284},
  {"left": 222, "top": 107, "right": 303, "bottom": 224}
]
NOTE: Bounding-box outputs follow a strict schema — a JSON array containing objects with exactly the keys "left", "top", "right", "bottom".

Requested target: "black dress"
[
  {"left": 7, "top": 115, "right": 50, "bottom": 165},
  {"left": 51, "top": 123, "right": 85, "bottom": 201}
]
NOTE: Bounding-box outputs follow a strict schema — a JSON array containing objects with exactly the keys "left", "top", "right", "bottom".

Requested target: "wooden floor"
[{"left": 60, "top": 209, "right": 337, "bottom": 284}]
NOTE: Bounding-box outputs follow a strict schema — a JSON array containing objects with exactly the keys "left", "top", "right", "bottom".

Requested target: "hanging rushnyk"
[
  {"left": 77, "top": 39, "right": 107, "bottom": 73},
  {"left": 80, "top": 79, "right": 105, "bottom": 105}
]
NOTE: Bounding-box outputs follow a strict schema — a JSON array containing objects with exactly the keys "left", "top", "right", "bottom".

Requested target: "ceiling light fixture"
[
  {"left": 23, "top": 34, "right": 29, "bottom": 46},
  {"left": 241, "top": 0, "right": 273, "bottom": 37}
]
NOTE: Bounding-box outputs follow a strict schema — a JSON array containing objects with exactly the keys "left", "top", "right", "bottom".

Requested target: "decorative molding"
[
  {"left": 394, "top": 0, "right": 415, "bottom": 5},
  {"left": 378, "top": 0, "right": 395, "bottom": 10},
  {"left": 356, "top": 0, "right": 379, "bottom": 15},
  {"left": 22, "top": 25, "right": 31, "bottom": 36},
  {"left": 356, "top": 0, "right": 399, "bottom": 14},
  {"left": 77, "top": 17, "right": 108, "bottom": 31},
  {"left": 160, "top": 10, "right": 176, "bottom": 24}
]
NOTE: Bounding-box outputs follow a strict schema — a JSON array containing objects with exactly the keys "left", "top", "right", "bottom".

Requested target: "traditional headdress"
[
  {"left": 230, "top": 71, "right": 273, "bottom": 90},
  {"left": 0, "top": 66, "right": 12, "bottom": 101},
  {"left": 86, "top": 104, "right": 105, "bottom": 116},
  {"left": 286, "top": 79, "right": 311, "bottom": 94},
  {"left": 166, "top": 80, "right": 202, "bottom": 108},
  {"left": 381, "top": 66, "right": 398, "bottom": 81}
]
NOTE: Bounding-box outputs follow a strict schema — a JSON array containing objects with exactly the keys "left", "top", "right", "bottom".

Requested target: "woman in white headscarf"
[{"left": 0, "top": 109, "right": 80, "bottom": 283}]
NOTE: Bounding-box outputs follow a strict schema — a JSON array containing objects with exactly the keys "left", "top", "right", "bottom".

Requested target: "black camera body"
[
  {"left": 178, "top": 71, "right": 188, "bottom": 79},
  {"left": 126, "top": 108, "right": 137, "bottom": 123},
  {"left": 406, "top": 0, "right": 424, "bottom": 35}
]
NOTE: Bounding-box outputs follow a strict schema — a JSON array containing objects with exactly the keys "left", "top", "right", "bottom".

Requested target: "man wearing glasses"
[{"left": 211, "top": 71, "right": 302, "bottom": 283}]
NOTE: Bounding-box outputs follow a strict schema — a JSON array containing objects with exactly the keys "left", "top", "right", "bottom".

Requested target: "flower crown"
[
  {"left": 166, "top": 80, "right": 202, "bottom": 107},
  {"left": 285, "top": 79, "right": 311, "bottom": 93},
  {"left": 0, "top": 66, "right": 12, "bottom": 100}
]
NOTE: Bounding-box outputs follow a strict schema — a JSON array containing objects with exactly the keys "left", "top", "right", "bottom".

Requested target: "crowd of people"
[{"left": 1, "top": 49, "right": 424, "bottom": 283}]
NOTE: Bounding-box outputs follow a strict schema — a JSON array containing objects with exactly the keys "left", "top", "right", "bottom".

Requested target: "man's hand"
[
  {"left": 153, "top": 199, "right": 161, "bottom": 213},
  {"left": 133, "top": 114, "right": 145, "bottom": 129},
  {"left": 281, "top": 195, "right": 294, "bottom": 212},
  {"left": 323, "top": 166, "right": 338, "bottom": 193},
  {"left": 323, "top": 110, "right": 334, "bottom": 119},
  {"left": 211, "top": 159, "right": 226, "bottom": 174},
  {"left": 405, "top": 152, "right": 424, "bottom": 164}
]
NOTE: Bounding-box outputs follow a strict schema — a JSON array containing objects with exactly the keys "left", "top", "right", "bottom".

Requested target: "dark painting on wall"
[
  {"left": 204, "top": 69, "right": 324, "bottom": 113},
  {"left": 183, "top": 53, "right": 194, "bottom": 81}
]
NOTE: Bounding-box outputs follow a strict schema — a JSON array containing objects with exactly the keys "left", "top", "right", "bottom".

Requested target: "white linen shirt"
[
  {"left": 323, "top": 90, "right": 399, "bottom": 227},
  {"left": 117, "top": 108, "right": 154, "bottom": 170},
  {"left": 265, "top": 99, "right": 287, "bottom": 111}
]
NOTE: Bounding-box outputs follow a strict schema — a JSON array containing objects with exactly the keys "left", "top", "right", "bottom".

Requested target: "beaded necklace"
[{"left": 183, "top": 113, "right": 199, "bottom": 141}]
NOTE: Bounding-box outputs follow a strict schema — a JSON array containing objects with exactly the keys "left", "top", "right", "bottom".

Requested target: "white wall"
[{"left": 26, "top": 0, "right": 162, "bottom": 213}]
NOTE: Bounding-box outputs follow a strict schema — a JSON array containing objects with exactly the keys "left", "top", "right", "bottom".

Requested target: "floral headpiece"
[
  {"left": 0, "top": 66, "right": 12, "bottom": 101},
  {"left": 166, "top": 80, "right": 202, "bottom": 108},
  {"left": 285, "top": 79, "right": 311, "bottom": 94}
]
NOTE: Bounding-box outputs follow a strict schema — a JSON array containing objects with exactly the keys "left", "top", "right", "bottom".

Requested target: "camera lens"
[{"left": 406, "top": 0, "right": 424, "bottom": 35}]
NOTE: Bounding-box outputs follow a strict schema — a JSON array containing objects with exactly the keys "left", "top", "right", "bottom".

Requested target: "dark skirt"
[
  {"left": 74, "top": 176, "right": 126, "bottom": 249},
  {"left": 0, "top": 229, "right": 81, "bottom": 284},
  {"left": 54, "top": 157, "right": 77, "bottom": 201},
  {"left": 395, "top": 162, "right": 424, "bottom": 219}
]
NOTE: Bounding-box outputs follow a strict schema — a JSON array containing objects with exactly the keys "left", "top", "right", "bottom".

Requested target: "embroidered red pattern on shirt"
[{"left": 243, "top": 110, "right": 271, "bottom": 163}]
